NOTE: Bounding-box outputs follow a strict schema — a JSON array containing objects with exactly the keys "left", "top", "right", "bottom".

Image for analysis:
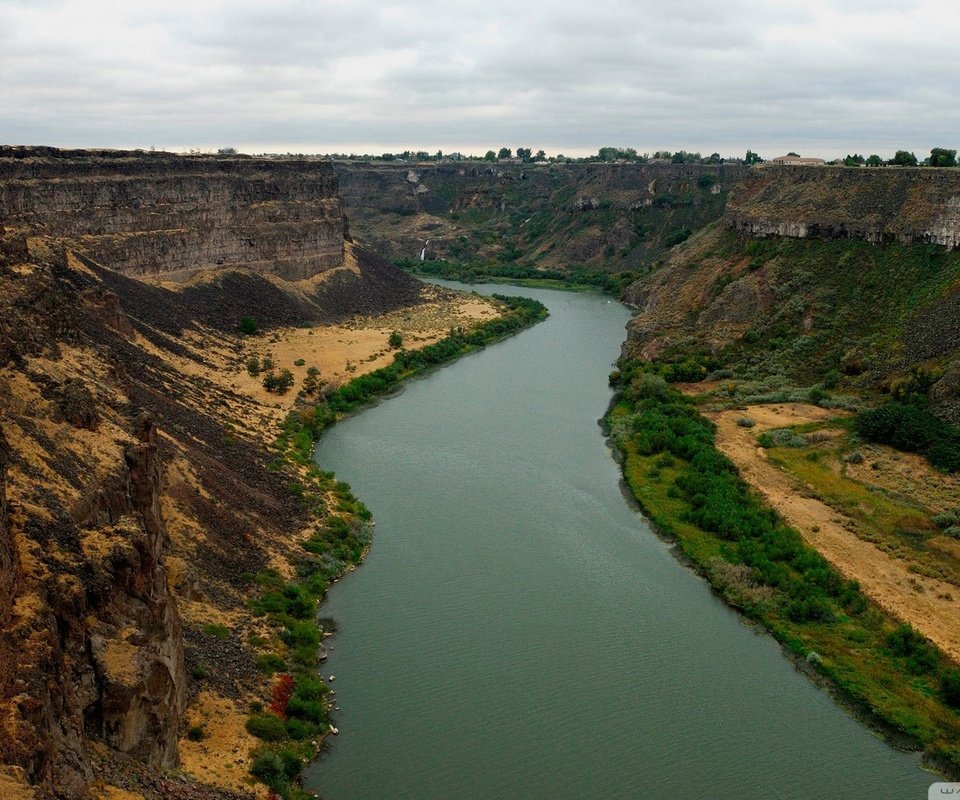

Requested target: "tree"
[
  {"left": 484, "top": 150, "right": 496, "bottom": 161},
  {"left": 744, "top": 150, "right": 763, "bottom": 164},
  {"left": 866, "top": 154, "right": 883, "bottom": 166},
  {"left": 497, "top": 147, "right": 512, "bottom": 159},
  {"left": 239, "top": 316, "right": 257, "bottom": 335},
  {"left": 930, "top": 147, "right": 957, "bottom": 167},
  {"left": 534, "top": 149, "right": 547, "bottom": 161},
  {"left": 388, "top": 330, "right": 404, "bottom": 349},
  {"left": 263, "top": 369, "right": 295, "bottom": 395},
  {"left": 843, "top": 154, "right": 865, "bottom": 166},
  {"left": 516, "top": 147, "right": 532, "bottom": 161},
  {"left": 889, "top": 150, "right": 918, "bottom": 166}
]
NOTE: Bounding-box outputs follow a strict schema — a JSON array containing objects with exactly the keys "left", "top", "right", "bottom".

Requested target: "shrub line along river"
[{"left": 304, "top": 281, "right": 932, "bottom": 800}]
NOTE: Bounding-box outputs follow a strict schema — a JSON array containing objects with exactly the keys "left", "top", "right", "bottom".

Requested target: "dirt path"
[{"left": 708, "top": 403, "right": 960, "bottom": 663}]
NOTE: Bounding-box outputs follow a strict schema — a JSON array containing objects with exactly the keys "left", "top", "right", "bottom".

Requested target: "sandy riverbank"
[{"left": 708, "top": 403, "right": 960, "bottom": 663}]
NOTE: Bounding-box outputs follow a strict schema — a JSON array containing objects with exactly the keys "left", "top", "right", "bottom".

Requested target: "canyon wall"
[
  {"left": 0, "top": 147, "right": 345, "bottom": 281},
  {"left": 728, "top": 165, "right": 960, "bottom": 248},
  {"left": 335, "top": 161, "right": 752, "bottom": 269},
  {"left": 337, "top": 161, "right": 960, "bottom": 270}
]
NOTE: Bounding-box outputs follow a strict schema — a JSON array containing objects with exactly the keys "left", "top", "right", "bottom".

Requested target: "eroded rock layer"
[{"left": 0, "top": 147, "right": 345, "bottom": 281}]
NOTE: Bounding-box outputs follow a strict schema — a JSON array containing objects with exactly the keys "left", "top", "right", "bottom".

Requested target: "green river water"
[{"left": 303, "top": 282, "right": 932, "bottom": 799}]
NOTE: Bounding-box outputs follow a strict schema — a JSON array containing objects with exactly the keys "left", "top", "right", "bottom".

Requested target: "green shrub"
[
  {"left": 786, "top": 595, "right": 836, "bottom": 624},
  {"left": 942, "top": 669, "right": 960, "bottom": 708},
  {"left": 202, "top": 623, "right": 230, "bottom": 639},
  {"left": 294, "top": 358, "right": 306, "bottom": 367},
  {"left": 246, "top": 357, "right": 261, "bottom": 376},
  {"left": 239, "top": 316, "right": 258, "bottom": 335},
  {"left": 886, "top": 624, "right": 939, "bottom": 674},
  {"left": 757, "top": 429, "right": 807, "bottom": 449},
  {"left": 933, "top": 510, "right": 960, "bottom": 529},
  {"left": 186, "top": 725, "right": 205, "bottom": 741},
  {"left": 856, "top": 401, "right": 960, "bottom": 472},
  {"left": 263, "top": 370, "right": 295, "bottom": 395},
  {"left": 250, "top": 751, "right": 288, "bottom": 793},
  {"left": 388, "top": 330, "right": 404, "bottom": 349},
  {"left": 246, "top": 713, "right": 288, "bottom": 741},
  {"left": 255, "top": 653, "right": 287, "bottom": 675}
]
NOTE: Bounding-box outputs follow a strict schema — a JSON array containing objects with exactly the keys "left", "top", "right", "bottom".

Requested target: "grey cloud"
[{"left": 2, "top": 0, "right": 959, "bottom": 157}]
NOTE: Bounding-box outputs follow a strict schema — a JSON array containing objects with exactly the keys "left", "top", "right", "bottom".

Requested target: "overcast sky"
[{"left": 2, "top": 0, "right": 958, "bottom": 159}]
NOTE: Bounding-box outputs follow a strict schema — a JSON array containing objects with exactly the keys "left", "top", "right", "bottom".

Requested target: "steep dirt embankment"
[
  {"left": 0, "top": 147, "right": 345, "bottom": 281},
  {"left": 335, "top": 161, "right": 751, "bottom": 270},
  {"left": 728, "top": 165, "right": 960, "bottom": 248}
]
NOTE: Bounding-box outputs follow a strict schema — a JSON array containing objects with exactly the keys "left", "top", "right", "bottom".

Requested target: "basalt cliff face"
[
  {"left": 0, "top": 147, "right": 345, "bottom": 281},
  {"left": 0, "top": 240, "right": 186, "bottom": 797},
  {"left": 338, "top": 161, "right": 960, "bottom": 273},
  {"left": 335, "top": 161, "right": 751, "bottom": 269},
  {"left": 728, "top": 165, "right": 960, "bottom": 249},
  {"left": 0, "top": 149, "right": 425, "bottom": 798}
]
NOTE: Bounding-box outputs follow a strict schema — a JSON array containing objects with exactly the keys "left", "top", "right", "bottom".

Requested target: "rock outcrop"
[
  {"left": 0, "top": 247, "right": 187, "bottom": 796},
  {"left": 728, "top": 165, "right": 960, "bottom": 249},
  {"left": 0, "top": 147, "right": 346, "bottom": 281}
]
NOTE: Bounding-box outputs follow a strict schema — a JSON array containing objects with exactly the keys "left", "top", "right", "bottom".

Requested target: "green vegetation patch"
[
  {"left": 608, "top": 359, "right": 960, "bottom": 772},
  {"left": 397, "top": 258, "right": 639, "bottom": 296}
]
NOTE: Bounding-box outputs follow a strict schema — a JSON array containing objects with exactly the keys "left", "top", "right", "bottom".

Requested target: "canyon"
[{"left": 3, "top": 149, "right": 960, "bottom": 797}]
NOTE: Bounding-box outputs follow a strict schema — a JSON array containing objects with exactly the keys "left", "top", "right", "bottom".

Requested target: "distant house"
[{"left": 770, "top": 154, "right": 826, "bottom": 166}]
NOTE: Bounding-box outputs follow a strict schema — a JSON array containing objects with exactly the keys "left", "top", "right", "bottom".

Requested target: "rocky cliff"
[
  {"left": 728, "top": 165, "right": 960, "bottom": 249},
  {"left": 335, "top": 161, "right": 751, "bottom": 270},
  {"left": 0, "top": 147, "right": 345, "bottom": 281},
  {"left": 0, "top": 242, "right": 186, "bottom": 796},
  {"left": 0, "top": 149, "right": 428, "bottom": 798}
]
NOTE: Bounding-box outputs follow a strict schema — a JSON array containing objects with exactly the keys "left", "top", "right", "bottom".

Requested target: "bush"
[
  {"left": 186, "top": 725, "right": 205, "bottom": 741},
  {"left": 885, "top": 624, "right": 938, "bottom": 674},
  {"left": 247, "top": 357, "right": 261, "bottom": 376},
  {"left": 263, "top": 370, "right": 295, "bottom": 395},
  {"left": 942, "top": 669, "right": 960, "bottom": 708},
  {"left": 239, "top": 316, "right": 258, "bottom": 335},
  {"left": 856, "top": 401, "right": 960, "bottom": 472},
  {"left": 786, "top": 595, "right": 836, "bottom": 623},
  {"left": 665, "top": 227, "right": 692, "bottom": 247},
  {"left": 757, "top": 429, "right": 807, "bottom": 448},
  {"left": 245, "top": 713, "right": 288, "bottom": 741},
  {"left": 250, "top": 751, "right": 288, "bottom": 793},
  {"left": 933, "top": 510, "right": 960, "bottom": 529},
  {"left": 256, "top": 653, "right": 286, "bottom": 675},
  {"left": 388, "top": 330, "right": 404, "bottom": 349},
  {"left": 202, "top": 623, "right": 229, "bottom": 639}
]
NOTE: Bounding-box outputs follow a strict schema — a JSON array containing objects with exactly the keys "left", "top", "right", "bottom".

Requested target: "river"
[{"left": 303, "top": 282, "right": 932, "bottom": 799}]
